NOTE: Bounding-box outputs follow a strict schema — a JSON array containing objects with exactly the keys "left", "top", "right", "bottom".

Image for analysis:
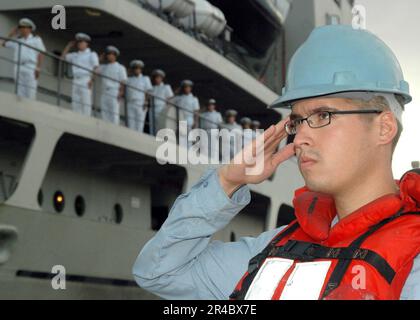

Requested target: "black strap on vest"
[
  {"left": 229, "top": 222, "right": 299, "bottom": 300},
  {"left": 321, "top": 210, "right": 420, "bottom": 298},
  {"left": 269, "top": 240, "right": 395, "bottom": 284},
  {"left": 230, "top": 210, "right": 420, "bottom": 300}
]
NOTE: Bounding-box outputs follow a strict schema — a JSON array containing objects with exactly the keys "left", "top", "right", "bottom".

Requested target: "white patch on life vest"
[
  {"left": 279, "top": 261, "right": 332, "bottom": 300},
  {"left": 244, "top": 258, "right": 294, "bottom": 300}
]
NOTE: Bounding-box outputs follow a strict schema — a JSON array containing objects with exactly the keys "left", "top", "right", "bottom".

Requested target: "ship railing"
[{"left": 0, "top": 36, "right": 224, "bottom": 143}]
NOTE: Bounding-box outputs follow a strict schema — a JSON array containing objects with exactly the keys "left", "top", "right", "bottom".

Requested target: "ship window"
[
  {"left": 38, "top": 189, "right": 43, "bottom": 207},
  {"left": 53, "top": 191, "right": 65, "bottom": 213},
  {"left": 113, "top": 204, "right": 123, "bottom": 224},
  {"left": 74, "top": 195, "right": 86, "bottom": 217}
]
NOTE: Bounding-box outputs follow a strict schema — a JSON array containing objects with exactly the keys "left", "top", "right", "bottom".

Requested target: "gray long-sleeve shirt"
[{"left": 133, "top": 168, "right": 420, "bottom": 300}]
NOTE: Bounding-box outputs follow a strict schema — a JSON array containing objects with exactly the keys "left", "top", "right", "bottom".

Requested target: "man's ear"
[{"left": 378, "top": 111, "right": 398, "bottom": 146}]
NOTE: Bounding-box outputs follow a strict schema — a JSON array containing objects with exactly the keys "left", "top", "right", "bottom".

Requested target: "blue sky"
[{"left": 355, "top": 0, "right": 420, "bottom": 178}]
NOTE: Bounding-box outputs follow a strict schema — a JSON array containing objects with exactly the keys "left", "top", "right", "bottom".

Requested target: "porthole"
[
  {"left": 74, "top": 195, "right": 86, "bottom": 217},
  {"left": 113, "top": 204, "right": 123, "bottom": 224},
  {"left": 53, "top": 191, "right": 65, "bottom": 213}
]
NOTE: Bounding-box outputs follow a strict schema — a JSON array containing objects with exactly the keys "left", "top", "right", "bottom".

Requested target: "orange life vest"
[{"left": 230, "top": 169, "right": 420, "bottom": 300}]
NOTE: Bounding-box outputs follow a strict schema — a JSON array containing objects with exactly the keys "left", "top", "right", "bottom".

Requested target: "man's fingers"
[
  {"left": 264, "top": 129, "right": 287, "bottom": 154},
  {"left": 244, "top": 125, "right": 274, "bottom": 158},
  {"left": 271, "top": 143, "right": 295, "bottom": 167}
]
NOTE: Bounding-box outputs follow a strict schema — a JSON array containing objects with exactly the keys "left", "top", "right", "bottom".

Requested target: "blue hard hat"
[{"left": 270, "top": 25, "right": 411, "bottom": 108}]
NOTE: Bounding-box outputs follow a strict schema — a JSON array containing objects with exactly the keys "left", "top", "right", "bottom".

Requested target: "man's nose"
[{"left": 293, "top": 120, "right": 313, "bottom": 148}]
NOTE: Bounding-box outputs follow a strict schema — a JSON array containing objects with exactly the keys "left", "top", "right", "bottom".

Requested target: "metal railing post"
[
  {"left": 56, "top": 58, "right": 63, "bottom": 106},
  {"left": 124, "top": 85, "right": 129, "bottom": 127},
  {"left": 176, "top": 105, "right": 180, "bottom": 144},
  {"left": 92, "top": 70, "right": 96, "bottom": 118},
  {"left": 15, "top": 42, "right": 22, "bottom": 95},
  {"left": 149, "top": 97, "right": 156, "bottom": 135}
]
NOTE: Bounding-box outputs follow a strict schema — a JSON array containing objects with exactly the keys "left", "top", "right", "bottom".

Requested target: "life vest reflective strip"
[{"left": 230, "top": 210, "right": 420, "bottom": 300}]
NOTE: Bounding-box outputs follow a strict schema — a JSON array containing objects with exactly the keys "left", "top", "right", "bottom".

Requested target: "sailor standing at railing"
[
  {"left": 220, "top": 109, "right": 242, "bottom": 160},
  {"left": 1, "top": 18, "right": 45, "bottom": 100},
  {"left": 251, "top": 119, "right": 261, "bottom": 139},
  {"left": 150, "top": 69, "right": 174, "bottom": 134},
  {"left": 172, "top": 80, "right": 200, "bottom": 148},
  {"left": 126, "top": 60, "right": 153, "bottom": 133},
  {"left": 61, "top": 33, "right": 99, "bottom": 116},
  {"left": 97, "top": 46, "right": 127, "bottom": 125},
  {"left": 200, "top": 99, "right": 223, "bottom": 158}
]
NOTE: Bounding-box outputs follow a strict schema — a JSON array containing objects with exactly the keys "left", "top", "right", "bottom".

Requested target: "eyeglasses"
[{"left": 284, "top": 109, "right": 383, "bottom": 135}]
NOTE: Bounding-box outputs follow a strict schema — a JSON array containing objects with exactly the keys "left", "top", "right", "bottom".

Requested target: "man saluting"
[{"left": 133, "top": 25, "right": 420, "bottom": 300}]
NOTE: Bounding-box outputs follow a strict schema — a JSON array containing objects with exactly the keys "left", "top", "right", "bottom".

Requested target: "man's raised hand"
[{"left": 218, "top": 117, "right": 295, "bottom": 197}]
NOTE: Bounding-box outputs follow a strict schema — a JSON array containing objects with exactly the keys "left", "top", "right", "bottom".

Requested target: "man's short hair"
[{"left": 349, "top": 95, "right": 404, "bottom": 154}]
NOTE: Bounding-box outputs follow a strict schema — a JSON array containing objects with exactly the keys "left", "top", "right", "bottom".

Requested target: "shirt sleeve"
[
  {"left": 217, "top": 112, "right": 223, "bottom": 124},
  {"left": 145, "top": 76, "right": 153, "bottom": 91},
  {"left": 35, "top": 37, "right": 46, "bottom": 52},
  {"left": 4, "top": 40, "right": 17, "bottom": 49},
  {"left": 91, "top": 52, "right": 99, "bottom": 69},
  {"left": 65, "top": 52, "right": 74, "bottom": 63},
  {"left": 400, "top": 254, "right": 420, "bottom": 300},
  {"left": 120, "top": 65, "right": 128, "bottom": 83},
  {"left": 132, "top": 168, "right": 286, "bottom": 300},
  {"left": 193, "top": 97, "right": 200, "bottom": 111},
  {"left": 165, "top": 85, "right": 174, "bottom": 99}
]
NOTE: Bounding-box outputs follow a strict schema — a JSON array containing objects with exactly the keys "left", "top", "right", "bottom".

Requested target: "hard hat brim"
[{"left": 269, "top": 85, "right": 412, "bottom": 109}]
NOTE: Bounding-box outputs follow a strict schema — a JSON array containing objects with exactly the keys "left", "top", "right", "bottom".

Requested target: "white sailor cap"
[
  {"left": 207, "top": 99, "right": 217, "bottom": 105},
  {"left": 105, "top": 45, "right": 120, "bottom": 56},
  {"left": 181, "top": 79, "right": 194, "bottom": 87},
  {"left": 75, "top": 32, "right": 91, "bottom": 42},
  {"left": 240, "top": 117, "right": 252, "bottom": 125},
  {"left": 130, "top": 60, "right": 145, "bottom": 69},
  {"left": 18, "top": 18, "right": 36, "bottom": 31},
  {"left": 152, "top": 69, "right": 166, "bottom": 78},
  {"left": 251, "top": 120, "right": 261, "bottom": 127},
  {"left": 225, "top": 109, "right": 238, "bottom": 117}
]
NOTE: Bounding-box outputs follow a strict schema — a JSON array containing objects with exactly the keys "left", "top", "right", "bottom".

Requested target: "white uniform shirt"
[
  {"left": 200, "top": 111, "right": 223, "bottom": 130},
  {"left": 174, "top": 93, "right": 200, "bottom": 119},
  {"left": 65, "top": 48, "right": 99, "bottom": 78},
  {"left": 126, "top": 74, "right": 153, "bottom": 102},
  {"left": 221, "top": 122, "right": 242, "bottom": 131},
  {"left": 98, "top": 62, "right": 127, "bottom": 90},
  {"left": 5, "top": 34, "right": 45, "bottom": 68},
  {"left": 150, "top": 83, "right": 174, "bottom": 110}
]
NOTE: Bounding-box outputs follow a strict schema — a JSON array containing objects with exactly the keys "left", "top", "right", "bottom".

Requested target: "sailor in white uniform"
[
  {"left": 150, "top": 69, "right": 174, "bottom": 134},
  {"left": 61, "top": 33, "right": 99, "bottom": 116},
  {"left": 172, "top": 80, "right": 200, "bottom": 148},
  {"left": 251, "top": 119, "right": 261, "bottom": 139},
  {"left": 200, "top": 99, "right": 223, "bottom": 130},
  {"left": 173, "top": 80, "right": 200, "bottom": 131},
  {"left": 200, "top": 99, "right": 223, "bottom": 158},
  {"left": 240, "top": 117, "right": 252, "bottom": 130},
  {"left": 97, "top": 46, "right": 127, "bottom": 125},
  {"left": 126, "top": 60, "right": 153, "bottom": 133},
  {"left": 1, "top": 18, "right": 45, "bottom": 99},
  {"left": 220, "top": 109, "right": 242, "bottom": 160},
  {"left": 240, "top": 117, "right": 253, "bottom": 149}
]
